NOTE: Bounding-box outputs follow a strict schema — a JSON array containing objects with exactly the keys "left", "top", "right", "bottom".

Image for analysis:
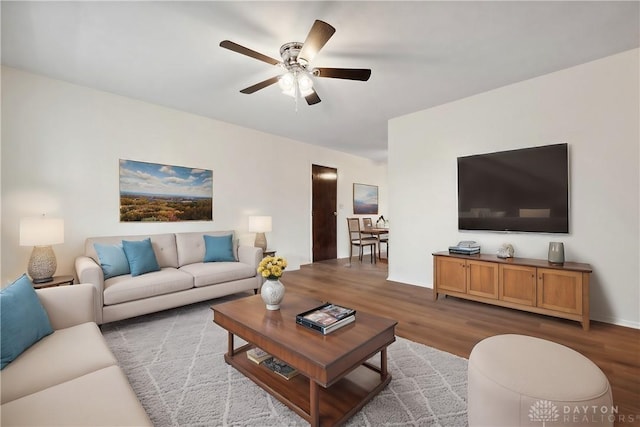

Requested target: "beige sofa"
[
  {"left": 0, "top": 284, "right": 152, "bottom": 426},
  {"left": 75, "top": 231, "right": 262, "bottom": 324}
]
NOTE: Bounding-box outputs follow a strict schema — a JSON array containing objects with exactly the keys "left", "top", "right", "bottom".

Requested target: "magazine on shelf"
[
  {"left": 296, "top": 303, "right": 356, "bottom": 334},
  {"left": 262, "top": 357, "right": 299, "bottom": 380},
  {"left": 246, "top": 347, "right": 271, "bottom": 364}
]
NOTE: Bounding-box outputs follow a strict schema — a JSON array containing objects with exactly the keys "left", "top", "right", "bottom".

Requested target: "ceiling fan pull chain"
[{"left": 294, "top": 71, "right": 300, "bottom": 112}]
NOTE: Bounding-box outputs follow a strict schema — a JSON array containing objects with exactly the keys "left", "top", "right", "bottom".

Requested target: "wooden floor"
[{"left": 281, "top": 258, "right": 640, "bottom": 425}]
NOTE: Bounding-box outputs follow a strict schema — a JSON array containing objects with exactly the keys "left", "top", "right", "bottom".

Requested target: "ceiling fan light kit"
[
  {"left": 276, "top": 41, "right": 315, "bottom": 98},
  {"left": 220, "top": 20, "right": 371, "bottom": 107},
  {"left": 278, "top": 72, "right": 314, "bottom": 98}
]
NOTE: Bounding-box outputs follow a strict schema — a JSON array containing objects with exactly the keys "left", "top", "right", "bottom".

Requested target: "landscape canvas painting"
[
  {"left": 119, "top": 159, "right": 213, "bottom": 222},
  {"left": 353, "top": 183, "right": 378, "bottom": 214}
]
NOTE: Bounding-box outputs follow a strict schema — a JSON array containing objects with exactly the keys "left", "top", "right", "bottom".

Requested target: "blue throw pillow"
[
  {"left": 204, "top": 234, "right": 236, "bottom": 262},
  {"left": 1, "top": 274, "right": 54, "bottom": 370},
  {"left": 94, "top": 243, "right": 130, "bottom": 279},
  {"left": 122, "top": 238, "right": 160, "bottom": 277}
]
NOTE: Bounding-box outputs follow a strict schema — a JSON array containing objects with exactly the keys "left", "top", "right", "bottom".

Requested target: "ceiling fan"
[{"left": 220, "top": 20, "right": 371, "bottom": 106}]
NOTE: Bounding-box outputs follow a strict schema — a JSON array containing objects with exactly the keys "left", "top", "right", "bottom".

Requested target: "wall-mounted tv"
[{"left": 457, "top": 143, "right": 569, "bottom": 233}]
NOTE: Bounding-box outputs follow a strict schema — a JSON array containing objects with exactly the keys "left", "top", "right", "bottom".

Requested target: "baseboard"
[{"left": 590, "top": 313, "right": 640, "bottom": 330}]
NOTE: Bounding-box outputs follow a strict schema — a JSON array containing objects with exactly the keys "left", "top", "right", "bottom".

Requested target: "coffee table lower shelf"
[{"left": 225, "top": 344, "right": 391, "bottom": 427}]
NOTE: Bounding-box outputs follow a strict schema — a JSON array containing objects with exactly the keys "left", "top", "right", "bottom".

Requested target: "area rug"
[{"left": 101, "top": 297, "right": 468, "bottom": 426}]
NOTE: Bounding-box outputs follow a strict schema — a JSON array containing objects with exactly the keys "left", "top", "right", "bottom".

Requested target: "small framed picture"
[{"left": 353, "top": 183, "right": 378, "bottom": 214}]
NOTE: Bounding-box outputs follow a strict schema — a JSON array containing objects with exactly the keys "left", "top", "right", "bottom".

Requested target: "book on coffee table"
[
  {"left": 262, "top": 357, "right": 299, "bottom": 380},
  {"left": 296, "top": 303, "right": 356, "bottom": 334},
  {"left": 246, "top": 347, "right": 271, "bottom": 364}
]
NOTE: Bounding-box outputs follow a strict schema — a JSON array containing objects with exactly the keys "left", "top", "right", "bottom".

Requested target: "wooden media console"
[{"left": 432, "top": 252, "right": 592, "bottom": 330}]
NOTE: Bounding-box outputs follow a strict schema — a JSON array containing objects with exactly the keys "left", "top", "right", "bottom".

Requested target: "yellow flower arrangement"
[{"left": 257, "top": 256, "right": 288, "bottom": 280}]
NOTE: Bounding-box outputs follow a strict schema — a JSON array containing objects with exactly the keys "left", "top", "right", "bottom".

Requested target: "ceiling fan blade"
[
  {"left": 298, "top": 20, "right": 336, "bottom": 64},
  {"left": 239, "top": 76, "right": 279, "bottom": 94},
  {"left": 314, "top": 67, "right": 372, "bottom": 81},
  {"left": 220, "top": 40, "right": 280, "bottom": 66},
  {"left": 305, "top": 90, "right": 321, "bottom": 105}
]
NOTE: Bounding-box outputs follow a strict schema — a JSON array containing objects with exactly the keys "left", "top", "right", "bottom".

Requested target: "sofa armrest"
[
  {"left": 237, "top": 245, "right": 262, "bottom": 271},
  {"left": 75, "top": 256, "right": 105, "bottom": 324},
  {"left": 36, "top": 284, "right": 96, "bottom": 329}
]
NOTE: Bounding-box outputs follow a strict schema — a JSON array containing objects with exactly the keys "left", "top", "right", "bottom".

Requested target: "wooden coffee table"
[{"left": 212, "top": 293, "right": 397, "bottom": 427}]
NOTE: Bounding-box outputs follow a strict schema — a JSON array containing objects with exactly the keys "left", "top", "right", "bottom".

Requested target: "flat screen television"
[{"left": 457, "top": 143, "right": 569, "bottom": 233}]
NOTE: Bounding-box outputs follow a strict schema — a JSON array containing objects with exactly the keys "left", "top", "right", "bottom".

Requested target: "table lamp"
[
  {"left": 248, "top": 216, "right": 272, "bottom": 252},
  {"left": 20, "top": 216, "right": 64, "bottom": 283}
]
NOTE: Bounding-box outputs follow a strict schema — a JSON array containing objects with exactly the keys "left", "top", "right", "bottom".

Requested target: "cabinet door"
[
  {"left": 500, "top": 264, "right": 536, "bottom": 306},
  {"left": 467, "top": 260, "right": 499, "bottom": 299},
  {"left": 436, "top": 256, "right": 467, "bottom": 293},
  {"left": 537, "top": 268, "right": 583, "bottom": 314}
]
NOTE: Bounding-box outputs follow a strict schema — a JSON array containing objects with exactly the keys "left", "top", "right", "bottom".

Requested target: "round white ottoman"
[{"left": 468, "top": 334, "right": 613, "bottom": 427}]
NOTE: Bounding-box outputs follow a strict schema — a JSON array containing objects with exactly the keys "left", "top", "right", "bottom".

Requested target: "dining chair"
[
  {"left": 347, "top": 218, "right": 377, "bottom": 263},
  {"left": 363, "top": 217, "right": 387, "bottom": 260},
  {"left": 362, "top": 217, "right": 373, "bottom": 229},
  {"left": 361, "top": 217, "right": 376, "bottom": 241}
]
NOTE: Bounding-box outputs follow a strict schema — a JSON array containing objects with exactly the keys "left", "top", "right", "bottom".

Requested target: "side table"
[{"left": 32, "top": 275, "right": 74, "bottom": 289}]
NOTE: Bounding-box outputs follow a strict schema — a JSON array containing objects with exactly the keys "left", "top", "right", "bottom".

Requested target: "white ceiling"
[{"left": 2, "top": 1, "right": 638, "bottom": 162}]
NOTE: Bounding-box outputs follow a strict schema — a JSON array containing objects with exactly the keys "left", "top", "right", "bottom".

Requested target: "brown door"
[{"left": 312, "top": 164, "right": 337, "bottom": 261}]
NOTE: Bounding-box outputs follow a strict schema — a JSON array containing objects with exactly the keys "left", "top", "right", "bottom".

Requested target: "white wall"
[
  {"left": 388, "top": 49, "right": 639, "bottom": 328},
  {"left": 1, "top": 67, "right": 387, "bottom": 284}
]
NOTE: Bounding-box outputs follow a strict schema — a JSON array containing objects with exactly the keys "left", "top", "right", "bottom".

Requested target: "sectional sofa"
[
  {"left": 75, "top": 231, "right": 263, "bottom": 324},
  {"left": 1, "top": 281, "right": 151, "bottom": 426}
]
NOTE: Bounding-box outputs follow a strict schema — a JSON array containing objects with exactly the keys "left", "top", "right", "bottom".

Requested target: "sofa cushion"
[
  {"left": 179, "top": 262, "right": 256, "bottom": 288},
  {"left": 175, "top": 231, "right": 238, "bottom": 266},
  {"left": 123, "top": 238, "right": 161, "bottom": 276},
  {"left": 204, "top": 234, "right": 236, "bottom": 262},
  {"left": 94, "top": 243, "right": 130, "bottom": 279},
  {"left": 103, "top": 268, "right": 194, "bottom": 305},
  {"left": 0, "top": 275, "right": 53, "bottom": 370},
  {"left": 0, "top": 322, "right": 116, "bottom": 404},
  {"left": 0, "top": 365, "right": 152, "bottom": 426},
  {"left": 85, "top": 234, "right": 179, "bottom": 269}
]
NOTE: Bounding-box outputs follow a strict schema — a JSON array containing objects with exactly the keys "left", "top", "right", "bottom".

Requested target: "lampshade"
[
  {"left": 297, "top": 73, "right": 313, "bottom": 94},
  {"left": 249, "top": 215, "right": 272, "bottom": 252},
  {"left": 248, "top": 216, "right": 272, "bottom": 233},
  {"left": 20, "top": 217, "right": 64, "bottom": 246},
  {"left": 278, "top": 73, "right": 295, "bottom": 91}
]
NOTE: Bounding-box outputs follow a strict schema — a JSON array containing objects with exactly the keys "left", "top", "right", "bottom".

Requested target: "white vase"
[{"left": 261, "top": 279, "right": 285, "bottom": 310}]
